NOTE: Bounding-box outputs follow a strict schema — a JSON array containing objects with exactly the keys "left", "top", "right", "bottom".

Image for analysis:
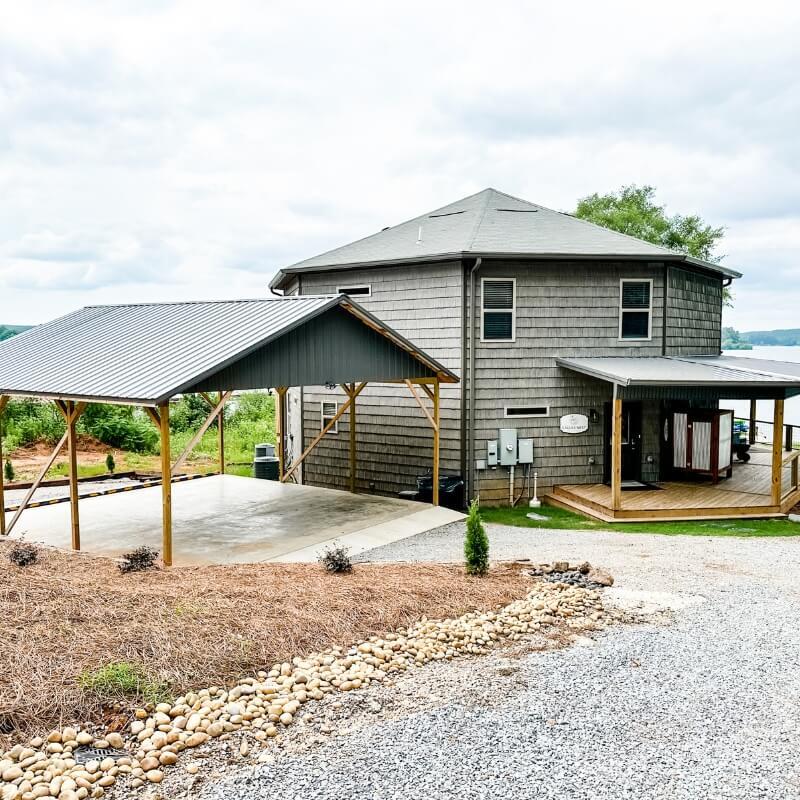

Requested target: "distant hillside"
[
  {"left": 0, "top": 324, "right": 32, "bottom": 342},
  {"left": 744, "top": 329, "right": 800, "bottom": 346}
]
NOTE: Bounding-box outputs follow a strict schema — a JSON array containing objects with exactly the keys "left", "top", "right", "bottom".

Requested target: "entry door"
[{"left": 604, "top": 401, "right": 643, "bottom": 483}]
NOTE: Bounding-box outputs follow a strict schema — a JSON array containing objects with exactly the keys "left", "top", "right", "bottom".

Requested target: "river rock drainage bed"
[{"left": 0, "top": 576, "right": 619, "bottom": 800}]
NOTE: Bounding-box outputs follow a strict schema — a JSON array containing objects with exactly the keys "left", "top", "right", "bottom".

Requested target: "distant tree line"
[{"left": 722, "top": 327, "right": 800, "bottom": 349}]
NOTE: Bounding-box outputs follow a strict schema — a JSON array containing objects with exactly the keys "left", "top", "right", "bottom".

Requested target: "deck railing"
[{"left": 733, "top": 418, "right": 800, "bottom": 451}]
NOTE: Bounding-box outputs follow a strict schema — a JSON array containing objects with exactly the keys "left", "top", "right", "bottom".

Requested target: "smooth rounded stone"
[
  {"left": 184, "top": 763, "right": 200, "bottom": 774},
  {"left": 138, "top": 756, "right": 159, "bottom": 772},
  {"left": 159, "top": 752, "right": 178, "bottom": 766},
  {"left": 184, "top": 733, "right": 208, "bottom": 748},
  {"left": 2, "top": 765, "right": 23, "bottom": 781},
  {"left": 145, "top": 769, "right": 164, "bottom": 784}
]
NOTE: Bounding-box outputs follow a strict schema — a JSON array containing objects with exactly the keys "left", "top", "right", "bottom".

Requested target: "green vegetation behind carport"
[{"left": 480, "top": 503, "right": 800, "bottom": 537}]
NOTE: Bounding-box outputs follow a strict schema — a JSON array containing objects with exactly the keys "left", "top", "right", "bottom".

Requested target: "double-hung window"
[
  {"left": 481, "top": 278, "right": 516, "bottom": 341},
  {"left": 619, "top": 279, "right": 652, "bottom": 340}
]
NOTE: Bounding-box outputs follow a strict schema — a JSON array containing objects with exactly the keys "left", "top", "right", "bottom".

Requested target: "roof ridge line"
[
  {"left": 466, "top": 188, "right": 496, "bottom": 250},
  {"left": 83, "top": 296, "right": 338, "bottom": 310}
]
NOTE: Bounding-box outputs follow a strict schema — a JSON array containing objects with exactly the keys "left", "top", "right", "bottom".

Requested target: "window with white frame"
[
  {"left": 321, "top": 401, "right": 339, "bottom": 434},
  {"left": 337, "top": 285, "right": 371, "bottom": 297},
  {"left": 481, "top": 278, "right": 516, "bottom": 341},
  {"left": 619, "top": 279, "right": 652, "bottom": 340}
]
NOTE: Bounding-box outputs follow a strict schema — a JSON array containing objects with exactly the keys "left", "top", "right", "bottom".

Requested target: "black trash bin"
[{"left": 415, "top": 474, "right": 465, "bottom": 511}]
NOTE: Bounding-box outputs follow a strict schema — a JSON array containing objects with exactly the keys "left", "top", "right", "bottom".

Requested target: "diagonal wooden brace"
[{"left": 171, "top": 392, "right": 232, "bottom": 476}]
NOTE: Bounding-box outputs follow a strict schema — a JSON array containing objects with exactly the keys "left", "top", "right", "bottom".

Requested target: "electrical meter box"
[
  {"left": 518, "top": 438, "right": 534, "bottom": 464},
  {"left": 486, "top": 440, "right": 498, "bottom": 466},
  {"left": 499, "top": 428, "right": 517, "bottom": 466}
]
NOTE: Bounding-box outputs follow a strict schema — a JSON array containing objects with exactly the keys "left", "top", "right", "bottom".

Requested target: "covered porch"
[{"left": 551, "top": 355, "right": 800, "bottom": 522}]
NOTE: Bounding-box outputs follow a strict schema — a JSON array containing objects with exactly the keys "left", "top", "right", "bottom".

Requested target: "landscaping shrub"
[
  {"left": 3, "top": 458, "right": 13, "bottom": 483},
  {"left": 318, "top": 543, "right": 353, "bottom": 573},
  {"left": 170, "top": 394, "right": 218, "bottom": 433},
  {"left": 2, "top": 398, "right": 65, "bottom": 450},
  {"left": 82, "top": 404, "right": 158, "bottom": 454},
  {"left": 105, "top": 452, "right": 116, "bottom": 473},
  {"left": 464, "top": 499, "right": 489, "bottom": 575},
  {"left": 119, "top": 546, "right": 159, "bottom": 573},
  {"left": 8, "top": 543, "right": 38, "bottom": 567},
  {"left": 78, "top": 662, "right": 170, "bottom": 705}
]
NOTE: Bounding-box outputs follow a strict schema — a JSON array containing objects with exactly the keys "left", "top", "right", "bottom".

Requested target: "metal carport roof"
[{"left": 0, "top": 295, "right": 458, "bottom": 405}]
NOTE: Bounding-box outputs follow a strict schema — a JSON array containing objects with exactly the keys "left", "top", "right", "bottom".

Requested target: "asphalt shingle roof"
[{"left": 271, "top": 188, "right": 740, "bottom": 286}]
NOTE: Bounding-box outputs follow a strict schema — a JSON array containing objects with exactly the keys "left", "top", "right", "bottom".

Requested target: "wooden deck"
[{"left": 549, "top": 447, "right": 800, "bottom": 522}]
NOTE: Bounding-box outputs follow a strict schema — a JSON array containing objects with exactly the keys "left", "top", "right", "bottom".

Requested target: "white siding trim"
[
  {"left": 480, "top": 277, "right": 516, "bottom": 343},
  {"left": 618, "top": 278, "right": 653, "bottom": 341}
]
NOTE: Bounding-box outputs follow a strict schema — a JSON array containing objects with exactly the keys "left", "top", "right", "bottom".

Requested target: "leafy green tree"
[
  {"left": 575, "top": 185, "right": 730, "bottom": 304},
  {"left": 0, "top": 326, "right": 16, "bottom": 342},
  {"left": 464, "top": 499, "right": 489, "bottom": 576}
]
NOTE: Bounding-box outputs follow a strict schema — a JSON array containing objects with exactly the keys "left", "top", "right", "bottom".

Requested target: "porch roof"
[{"left": 557, "top": 355, "right": 800, "bottom": 392}]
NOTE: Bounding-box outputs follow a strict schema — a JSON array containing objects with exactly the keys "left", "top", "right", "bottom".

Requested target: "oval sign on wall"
[{"left": 560, "top": 413, "right": 589, "bottom": 434}]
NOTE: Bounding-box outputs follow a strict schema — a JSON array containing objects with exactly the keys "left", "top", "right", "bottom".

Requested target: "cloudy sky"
[{"left": 2, "top": 1, "right": 798, "bottom": 330}]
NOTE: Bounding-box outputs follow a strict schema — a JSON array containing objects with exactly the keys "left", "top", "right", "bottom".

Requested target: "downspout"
[
  {"left": 721, "top": 277, "right": 733, "bottom": 355},
  {"left": 467, "top": 257, "right": 482, "bottom": 500}
]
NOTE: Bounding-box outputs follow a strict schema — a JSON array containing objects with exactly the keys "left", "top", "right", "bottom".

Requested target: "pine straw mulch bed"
[{"left": 0, "top": 542, "right": 530, "bottom": 749}]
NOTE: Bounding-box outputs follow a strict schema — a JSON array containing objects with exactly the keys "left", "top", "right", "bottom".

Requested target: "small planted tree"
[
  {"left": 106, "top": 452, "right": 116, "bottom": 474},
  {"left": 464, "top": 499, "right": 489, "bottom": 575},
  {"left": 4, "top": 458, "right": 14, "bottom": 483}
]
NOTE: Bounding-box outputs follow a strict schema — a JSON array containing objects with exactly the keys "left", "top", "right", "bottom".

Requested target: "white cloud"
[{"left": 0, "top": 0, "right": 798, "bottom": 327}]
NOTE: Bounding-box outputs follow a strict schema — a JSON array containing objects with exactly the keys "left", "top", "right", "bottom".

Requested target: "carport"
[{"left": 0, "top": 295, "right": 458, "bottom": 565}]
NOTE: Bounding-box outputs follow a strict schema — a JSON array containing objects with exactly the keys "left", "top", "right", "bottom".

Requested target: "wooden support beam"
[
  {"left": 404, "top": 380, "right": 438, "bottom": 431},
  {"left": 6, "top": 402, "right": 86, "bottom": 536},
  {"left": 0, "top": 395, "right": 8, "bottom": 537},
  {"left": 275, "top": 387, "right": 288, "bottom": 480},
  {"left": 171, "top": 392, "right": 232, "bottom": 476},
  {"left": 419, "top": 383, "right": 435, "bottom": 402},
  {"left": 611, "top": 394, "right": 623, "bottom": 512},
  {"left": 282, "top": 383, "right": 366, "bottom": 484},
  {"left": 749, "top": 399, "right": 757, "bottom": 445},
  {"left": 160, "top": 402, "right": 173, "bottom": 567},
  {"left": 346, "top": 383, "right": 357, "bottom": 494},
  {"left": 218, "top": 393, "right": 226, "bottom": 475},
  {"left": 65, "top": 401, "right": 81, "bottom": 550},
  {"left": 144, "top": 406, "right": 161, "bottom": 427},
  {"left": 432, "top": 379, "right": 440, "bottom": 506},
  {"left": 771, "top": 398, "right": 785, "bottom": 507}
]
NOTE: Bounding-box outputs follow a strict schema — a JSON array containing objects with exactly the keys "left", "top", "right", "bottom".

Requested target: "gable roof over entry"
[
  {"left": 271, "top": 188, "right": 740, "bottom": 288},
  {"left": 0, "top": 295, "right": 457, "bottom": 406}
]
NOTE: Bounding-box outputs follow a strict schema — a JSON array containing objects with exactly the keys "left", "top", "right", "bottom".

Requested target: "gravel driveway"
[{"left": 201, "top": 523, "right": 800, "bottom": 800}]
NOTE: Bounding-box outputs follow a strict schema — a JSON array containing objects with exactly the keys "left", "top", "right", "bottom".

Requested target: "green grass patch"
[
  {"left": 480, "top": 502, "right": 800, "bottom": 537},
  {"left": 47, "top": 462, "right": 110, "bottom": 480},
  {"left": 78, "top": 662, "right": 171, "bottom": 705}
]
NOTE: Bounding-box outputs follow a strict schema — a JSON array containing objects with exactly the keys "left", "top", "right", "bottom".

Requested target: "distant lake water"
[{"left": 723, "top": 345, "right": 800, "bottom": 426}]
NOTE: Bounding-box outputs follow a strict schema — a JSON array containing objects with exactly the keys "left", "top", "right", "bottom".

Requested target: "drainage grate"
[{"left": 73, "top": 746, "right": 128, "bottom": 763}]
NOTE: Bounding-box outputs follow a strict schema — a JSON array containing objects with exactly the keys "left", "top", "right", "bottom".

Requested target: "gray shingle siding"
[
  {"left": 295, "top": 262, "right": 463, "bottom": 495},
  {"left": 665, "top": 266, "right": 723, "bottom": 355},
  {"left": 289, "top": 257, "right": 723, "bottom": 502}
]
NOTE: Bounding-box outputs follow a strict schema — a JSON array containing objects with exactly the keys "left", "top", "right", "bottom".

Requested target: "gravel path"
[{"left": 201, "top": 524, "right": 800, "bottom": 800}]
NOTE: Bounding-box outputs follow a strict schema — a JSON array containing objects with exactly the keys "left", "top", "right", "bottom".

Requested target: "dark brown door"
[{"left": 604, "top": 401, "right": 643, "bottom": 483}]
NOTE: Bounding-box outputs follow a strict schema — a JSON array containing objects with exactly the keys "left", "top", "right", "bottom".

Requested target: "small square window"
[
  {"left": 481, "top": 279, "right": 516, "bottom": 341},
  {"left": 337, "top": 285, "right": 371, "bottom": 297},
  {"left": 321, "top": 401, "right": 339, "bottom": 434},
  {"left": 619, "top": 279, "right": 652, "bottom": 341}
]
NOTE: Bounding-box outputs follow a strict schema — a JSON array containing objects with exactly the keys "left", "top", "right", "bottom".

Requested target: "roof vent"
[
  {"left": 496, "top": 208, "right": 538, "bottom": 213},
  {"left": 381, "top": 226, "right": 390, "bottom": 231},
  {"left": 428, "top": 210, "right": 466, "bottom": 218}
]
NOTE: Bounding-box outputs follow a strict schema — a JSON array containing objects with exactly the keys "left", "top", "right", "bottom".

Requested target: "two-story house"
[{"left": 270, "top": 188, "right": 800, "bottom": 521}]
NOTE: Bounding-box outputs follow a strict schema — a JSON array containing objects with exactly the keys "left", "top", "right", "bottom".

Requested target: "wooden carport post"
[
  {"left": 146, "top": 403, "right": 174, "bottom": 567},
  {"left": 404, "top": 378, "right": 441, "bottom": 506},
  {"left": 771, "top": 398, "right": 785, "bottom": 506},
  {"left": 275, "top": 387, "right": 288, "bottom": 480},
  {"left": 749, "top": 399, "right": 758, "bottom": 445},
  {"left": 611, "top": 389, "right": 623, "bottom": 513},
  {"left": 160, "top": 402, "right": 172, "bottom": 566},
  {"left": 344, "top": 383, "right": 357, "bottom": 494},
  {"left": 0, "top": 395, "right": 8, "bottom": 537}
]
